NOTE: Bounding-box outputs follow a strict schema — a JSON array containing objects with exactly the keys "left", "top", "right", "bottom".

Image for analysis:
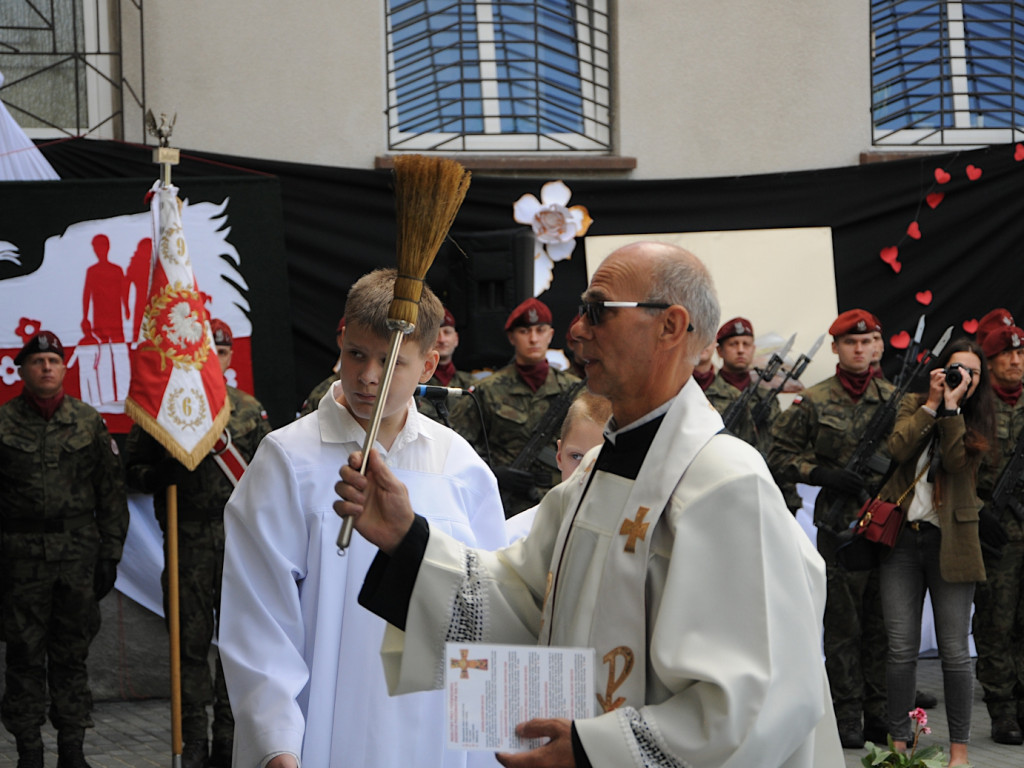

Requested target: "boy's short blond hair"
[
  {"left": 343, "top": 268, "right": 443, "bottom": 355},
  {"left": 560, "top": 391, "right": 612, "bottom": 440}
]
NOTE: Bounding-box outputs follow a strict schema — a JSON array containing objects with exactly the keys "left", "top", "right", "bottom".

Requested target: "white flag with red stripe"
[{"left": 124, "top": 181, "right": 229, "bottom": 470}]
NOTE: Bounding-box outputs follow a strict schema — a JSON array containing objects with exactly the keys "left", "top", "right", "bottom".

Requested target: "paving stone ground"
[{"left": 0, "top": 658, "right": 1020, "bottom": 767}]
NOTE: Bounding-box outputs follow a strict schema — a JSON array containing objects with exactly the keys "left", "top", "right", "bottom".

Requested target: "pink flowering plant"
[{"left": 861, "top": 708, "right": 944, "bottom": 767}]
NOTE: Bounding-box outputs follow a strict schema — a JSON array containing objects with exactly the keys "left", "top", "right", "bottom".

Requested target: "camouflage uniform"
[
  {"left": 451, "top": 364, "right": 581, "bottom": 516},
  {"left": 972, "top": 394, "right": 1024, "bottom": 722},
  {"left": 416, "top": 368, "right": 476, "bottom": 425},
  {"left": 704, "top": 373, "right": 780, "bottom": 456},
  {"left": 299, "top": 372, "right": 340, "bottom": 417},
  {"left": 125, "top": 387, "right": 270, "bottom": 756},
  {"left": 769, "top": 374, "right": 895, "bottom": 728},
  {"left": 0, "top": 394, "right": 128, "bottom": 744}
]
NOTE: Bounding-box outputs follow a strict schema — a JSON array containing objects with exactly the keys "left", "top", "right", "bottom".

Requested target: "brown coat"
[{"left": 881, "top": 395, "right": 985, "bottom": 583}]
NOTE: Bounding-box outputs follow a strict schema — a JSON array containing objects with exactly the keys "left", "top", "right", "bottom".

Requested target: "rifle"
[
  {"left": 751, "top": 333, "right": 824, "bottom": 429},
  {"left": 721, "top": 334, "right": 795, "bottom": 433},
  {"left": 892, "top": 314, "right": 926, "bottom": 390},
  {"left": 499, "top": 377, "right": 588, "bottom": 508},
  {"left": 821, "top": 324, "right": 953, "bottom": 532},
  {"left": 987, "top": 421, "right": 1024, "bottom": 523}
]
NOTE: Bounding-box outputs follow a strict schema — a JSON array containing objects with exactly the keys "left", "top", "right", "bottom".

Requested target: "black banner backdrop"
[{"left": 35, "top": 138, "right": 1024, "bottom": 407}]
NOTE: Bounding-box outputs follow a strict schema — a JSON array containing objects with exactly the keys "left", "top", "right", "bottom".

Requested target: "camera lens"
[{"left": 945, "top": 364, "right": 964, "bottom": 388}]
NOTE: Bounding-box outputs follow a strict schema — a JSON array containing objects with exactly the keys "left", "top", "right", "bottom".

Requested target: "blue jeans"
[{"left": 879, "top": 522, "right": 975, "bottom": 743}]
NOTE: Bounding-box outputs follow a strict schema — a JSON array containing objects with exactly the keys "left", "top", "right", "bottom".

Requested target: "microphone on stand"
[{"left": 416, "top": 385, "right": 469, "bottom": 399}]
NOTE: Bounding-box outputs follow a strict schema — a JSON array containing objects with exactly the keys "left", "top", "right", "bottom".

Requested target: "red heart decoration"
[
  {"left": 962, "top": 318, "right": 979, "bottom": 334},
  {"left": 891, "top": 260, "right": 903, "bottom": 274},
  {"left": 890, "top": 330, "right": 911, "bottom": 349},
  {"left": 1016, "top": 144, "right": 1024, "bottom": 162},
  {"left": 926, "top": 193, "right": 944, "bottom": 209},
  {"left": 934, "top": 168, "right": 951, "bottom": 184},
  {"left": 880, "top": 246, "right": 899, "bottom": 265},
  {"left": 906, "top": 221, "right": 921, "bottom": 239},
  {"left": 915, "top": 290, "right": 933, "bottom": 306},
  {"left": 966, "top": 165, "right": 982, "bottom": 181}
]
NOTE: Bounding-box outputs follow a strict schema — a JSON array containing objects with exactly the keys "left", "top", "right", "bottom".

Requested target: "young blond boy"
[
  {"left": 218, "top": 269, "right": 506, "bottom": 768},
  {"left": 505, "top": 391, "right": 612, "bottom": 542}
]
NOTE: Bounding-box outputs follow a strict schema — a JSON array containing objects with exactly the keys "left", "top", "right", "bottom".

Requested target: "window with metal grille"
[
  {"left": 385, "top": 0, "right": 611, "bottom": 152},
  {"left": 872, "top": 0, "right": 1024, "bottom": 146},
  {"left": 0, "top": 0, "right": 144, "bottom": 140}
]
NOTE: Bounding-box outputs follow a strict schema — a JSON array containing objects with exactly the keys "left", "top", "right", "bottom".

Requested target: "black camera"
[{"left": 944, "top": 363, "right": 972, "bottom": 388}]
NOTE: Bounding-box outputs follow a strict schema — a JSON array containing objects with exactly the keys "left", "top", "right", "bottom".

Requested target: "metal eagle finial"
[{"left": 145, "top": 109, "right": 177, "bottom": 148}]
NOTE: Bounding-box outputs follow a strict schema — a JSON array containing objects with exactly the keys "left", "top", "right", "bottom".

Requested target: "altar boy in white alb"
[
  {"left": 218, "top": 269, "right": 506, "bottom": 768},
  {"left": 338, "top": 243, "right": 844, "bottom": 768}
]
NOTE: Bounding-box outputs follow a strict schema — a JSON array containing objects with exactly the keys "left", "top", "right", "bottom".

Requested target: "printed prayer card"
[{"left": 444, "top": 643, "right": 595, "bottom": 752}]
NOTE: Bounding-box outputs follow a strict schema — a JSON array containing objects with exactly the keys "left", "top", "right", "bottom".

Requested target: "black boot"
[
  {"left": 209, "top": 739, "right": 232, "bottom": 768},
  {"left": 182, "top": 738, "right": 210, "bottom": 768},
  {"left": 992, "top": 715, "right": 1024, "bottom": 745},
  {"left": 15, "top": 732, "right": 44, "bottom": 768},
  {"left": 56, "top": 731, "right": 93, "bottom": 768},
  {"left": 837, "top": 718, "right": 865, "bottom": 749}
]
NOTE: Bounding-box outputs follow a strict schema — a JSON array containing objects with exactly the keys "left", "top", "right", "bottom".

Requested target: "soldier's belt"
[{"left": 2, "top": 512, "right": 94, "bottom": 534}]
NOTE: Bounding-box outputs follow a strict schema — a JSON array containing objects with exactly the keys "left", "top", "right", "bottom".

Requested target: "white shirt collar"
[{"left": 317, "top": 380, "right": 432, "bottom": 456}]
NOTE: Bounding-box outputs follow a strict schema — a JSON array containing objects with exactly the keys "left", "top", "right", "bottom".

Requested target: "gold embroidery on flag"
[{"left": 140, "top": 283, "right": 211, "bottom": 371}]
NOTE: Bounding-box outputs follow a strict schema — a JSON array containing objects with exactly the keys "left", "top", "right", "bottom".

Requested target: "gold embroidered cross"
[
  {"left": 450, "top": 648, "right": 488, "bottom": 679},
  {"left": 620, "top": 507, "right": 650, "bottom": 553}
]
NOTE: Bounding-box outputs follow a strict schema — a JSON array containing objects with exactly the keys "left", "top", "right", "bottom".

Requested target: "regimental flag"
[{"left": 124, "top": 181, "right": 230, "bottom": 470}]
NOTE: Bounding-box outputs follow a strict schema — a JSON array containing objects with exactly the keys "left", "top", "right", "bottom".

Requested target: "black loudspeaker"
[{"left": 426, "top": 227, "right": 536, "bottom": 371}]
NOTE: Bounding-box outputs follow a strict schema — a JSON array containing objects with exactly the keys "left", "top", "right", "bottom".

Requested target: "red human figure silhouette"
[
  {"left": 82, "top": 234, "right": 128, "bottom": 343},
  {"left": 125, "top": 237, "right": 153, "bottom": 342}
]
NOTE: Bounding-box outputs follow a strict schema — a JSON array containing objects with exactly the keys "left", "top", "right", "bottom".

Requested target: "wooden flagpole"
[{"left": 151, "top": 112, "right": 184, "bottom": 768}]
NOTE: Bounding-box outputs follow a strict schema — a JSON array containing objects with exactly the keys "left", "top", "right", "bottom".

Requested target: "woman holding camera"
[{"left": 879, "top": 338, "right": 995, "bottom": 766}]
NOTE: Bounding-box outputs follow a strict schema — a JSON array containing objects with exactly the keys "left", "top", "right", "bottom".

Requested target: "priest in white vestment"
[
  {"left": 338, "top": 242, "right": 844, "bottom": 768},
  {"left": 219, "top": 270, "right": 507, "bottom": 768}
]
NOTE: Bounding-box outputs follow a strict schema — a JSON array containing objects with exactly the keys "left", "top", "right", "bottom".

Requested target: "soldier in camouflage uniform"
[
  {"left": 299, "top": 317, "right": 344, "bottom": 417},
  {"left": 972, "top": 323, "right": 1024, "bottom": 745},
  {"left": 452, "top": 298, "right": 581, "bottom": 517},
  {"left": 125, "top": 320, "right": 271, "bottom": 768},
  {"left": 704, "top": 317, "right": 781, "bottom": 456},
  {"left": 0, "top": 331, "right": 129, "bottom": 768},
  {"left": 769, "top": 309, "right": 894, "bottom": 750},
  {"left": 416, "top": 307, "right": 475, "bottom": 426}
]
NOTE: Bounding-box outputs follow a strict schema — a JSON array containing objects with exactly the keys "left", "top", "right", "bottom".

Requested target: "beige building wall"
[{"left": 140, "top": 2, "right": 871, "bottom": 178}]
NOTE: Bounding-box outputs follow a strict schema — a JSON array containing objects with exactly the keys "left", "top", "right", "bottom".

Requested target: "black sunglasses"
[{"left": 577, "top": 300, "right": 693, "bottom": 332}]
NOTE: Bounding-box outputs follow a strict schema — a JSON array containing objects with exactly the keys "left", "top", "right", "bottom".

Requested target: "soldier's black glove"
[
  {"left": 809, "top": 467, "right": 866, "bottom": 497},
  {"left": 493, "top": 467, "right": 540, "bottom": 502},
  {"left": 978, "top": 506, "right": 1008, "bottom": 561},
  {"left": 94, "top": 559, "right": 118, "bottom": 601},
  {"left": 151, "top": 458, "right": 187, "bottom": 491}
]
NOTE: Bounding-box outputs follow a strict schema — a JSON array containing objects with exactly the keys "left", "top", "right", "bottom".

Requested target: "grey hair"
[{"left": 643, "top": 244, "right": 721, "bottom": 363}]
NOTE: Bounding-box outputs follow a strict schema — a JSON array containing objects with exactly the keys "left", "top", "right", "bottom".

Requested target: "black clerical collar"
[{"left": 594, "top": 413, "right": 665, "bottom": 480}]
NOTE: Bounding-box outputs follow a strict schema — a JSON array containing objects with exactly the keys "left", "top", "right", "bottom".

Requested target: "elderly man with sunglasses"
[{"left": 336, "top": 241, "right": 842, "bottom": 768}]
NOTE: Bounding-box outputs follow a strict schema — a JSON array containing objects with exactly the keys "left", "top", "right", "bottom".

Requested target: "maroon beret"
[
  {"left": 441, "top": 307, "right": 456, "bottom": 328},
  {"left": 210, "top": 318, "right": 233, "bottom": 347},
  {"left": 15, "top": 331, "right": 65, "bottom": 366},
  {"left": 829, "top": 309, "right": 882, "bottom": 337},
  {"left": 976, "top": 308, "right": 1014, "bottom": 348},
  {"left": 982, "top": 325, "right": 1024, "bottom": 359},
  {"left": 336, "top": 316, "right": 346, "bottom": 335},
  {"left": 505, "top": 298, "right": 552, "bottom": 331},
  {"left": 716, "top": 317, "right": 754, "bottom": 343}
]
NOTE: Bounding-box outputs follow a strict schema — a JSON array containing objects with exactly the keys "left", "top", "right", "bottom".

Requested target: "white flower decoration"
[
  {"left": 513, "top": 180, "right": 593, "bottom": 296},
  {"left": 1, "top": 355, "right": 19, "bottom": 386}
]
